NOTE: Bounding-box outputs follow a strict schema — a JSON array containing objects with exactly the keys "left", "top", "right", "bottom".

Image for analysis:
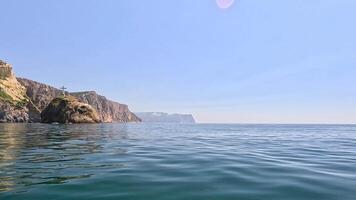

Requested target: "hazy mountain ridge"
[{"left": 135, "top": 112, "right": 195, "bottom": 123}]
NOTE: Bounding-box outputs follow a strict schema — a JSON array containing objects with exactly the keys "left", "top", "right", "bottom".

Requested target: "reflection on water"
[
  {"left": 1, "top": 123, "right": 356, "bottom": 200},
  {"left": 0, "top": 124, "right": 27, "bottom": 192},
  {"left": 0, "top": 124, "right": 129, "bottom": 192}
]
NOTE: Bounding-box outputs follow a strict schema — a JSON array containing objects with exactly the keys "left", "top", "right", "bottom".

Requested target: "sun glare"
[{"left": 216, "top": 0, "right": 235, "bottom": 9}]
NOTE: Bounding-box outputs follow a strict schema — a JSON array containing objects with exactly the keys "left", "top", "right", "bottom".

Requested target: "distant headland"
[{"left": 135, "top": 112, "right": 196, "bottom": 123}]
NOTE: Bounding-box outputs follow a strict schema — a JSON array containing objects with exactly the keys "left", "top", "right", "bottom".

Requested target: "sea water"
[{"left": 1, "top": 123, "right": 356, "bottom": 200}]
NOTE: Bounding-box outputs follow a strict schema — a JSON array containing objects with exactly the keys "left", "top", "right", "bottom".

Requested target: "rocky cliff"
[
  {"left": 71, "top": 91, "right": 141, "bottom": 123},
  {"left": 0, "top": 60, "right": 141, "bottom": 123},
  {"left": 17, "top": 78, "right": 63, "bottom": 111},
  {"left": 135, "top": 112, "right": 196, "bottom": 123},
  {"left": 18, "top": 79, "right": 140, "bottom": 123},
  {"left": 0, "top": 60, "right": 14, "bottom": 79},
  {"left": 0, "top": 61, "right": 27, "bottom": 102},
  {"left": 0, "top": 60, "right": 30, "bottom": 122},
  {"left": 17, "top": 78, "right": 63, "bottom": 122}
]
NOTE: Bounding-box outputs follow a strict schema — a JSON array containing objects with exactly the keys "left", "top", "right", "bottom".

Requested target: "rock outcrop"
[
  {"left": 41, "top": 96, "right": 101, "bottom": 124},
  {"left": 135, "top": 112, "right": 196, "bottom": 123},
  {"left": 0, "top": 60, "right": 27, "bottom": 102},
  {"left": 71, "top": 91, "right": 141, "bottom": 123},
  {"left": 0, "top": 60, "right": 14, "bottom": 79}
]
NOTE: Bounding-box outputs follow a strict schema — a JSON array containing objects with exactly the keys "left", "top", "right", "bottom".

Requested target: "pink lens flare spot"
[{"left": 216, "top": 0, "right": 235, "bottom": 9}]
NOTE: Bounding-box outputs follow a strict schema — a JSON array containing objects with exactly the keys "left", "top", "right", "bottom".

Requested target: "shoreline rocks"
[{"left": 0, "top": 103, "right": 29, "bottom": 123}]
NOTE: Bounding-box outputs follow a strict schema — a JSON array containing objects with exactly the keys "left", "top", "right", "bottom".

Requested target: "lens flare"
[{"left": 216, "top": 0, "right": 235, "bottom": 9}]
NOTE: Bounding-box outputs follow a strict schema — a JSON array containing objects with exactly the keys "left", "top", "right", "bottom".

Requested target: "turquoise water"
[{"left": 1, "top": 124, "right": 356, "bottom": 200}]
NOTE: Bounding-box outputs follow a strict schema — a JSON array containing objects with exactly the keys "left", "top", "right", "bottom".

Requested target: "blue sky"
[{"left": 1, "top": 0, "right": 356, "bottom": 123}]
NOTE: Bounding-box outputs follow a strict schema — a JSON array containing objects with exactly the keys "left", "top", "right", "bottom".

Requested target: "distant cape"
[{"left": 135, "top": 112, "right": 196, "bottom": 123}]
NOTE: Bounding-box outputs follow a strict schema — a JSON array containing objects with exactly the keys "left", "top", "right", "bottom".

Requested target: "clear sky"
[{"left": 1, "top": 0, "right": 356, "bottom": 124}]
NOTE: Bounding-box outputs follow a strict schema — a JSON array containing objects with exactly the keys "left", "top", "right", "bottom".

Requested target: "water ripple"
[{"left": 0, "top": 123, "right": 356, "bottom": 199}]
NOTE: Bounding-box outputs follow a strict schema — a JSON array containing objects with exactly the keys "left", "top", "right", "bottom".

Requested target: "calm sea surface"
[{"left": 0, "top": 123, "right": 356, "bottom": 200}]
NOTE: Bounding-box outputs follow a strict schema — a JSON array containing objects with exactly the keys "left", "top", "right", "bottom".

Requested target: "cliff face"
[
  {"left": 0, "top": 102, "right": 29, "bottom": 123},
  {"left": 135, "top": 112, "right": 196, "bottom": 123},
  {"left": 0, "top": 60, "right": 30, "bottom": 122},
  {"left": 71, "top": 91, "right": 141, "bottom": 123},
  {"left": 17, "top": 78, "right": 63, "bottom": 111},
  {"left": 0, "top": 61, "right": 27, "bottom": 102},
  {"left": 0, "top": 60, "right": 13, "bottom": 79},
  {"left": 17, "top": 78, "right": 63, "bottom": 122},
  {"left": 18, "top": 79, "right": 140, "bottom": 123}
]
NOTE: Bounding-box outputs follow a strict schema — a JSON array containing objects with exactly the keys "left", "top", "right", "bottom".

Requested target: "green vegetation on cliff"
[{"left": 0, "top": 89, "right": 13, "bottom": 102}]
